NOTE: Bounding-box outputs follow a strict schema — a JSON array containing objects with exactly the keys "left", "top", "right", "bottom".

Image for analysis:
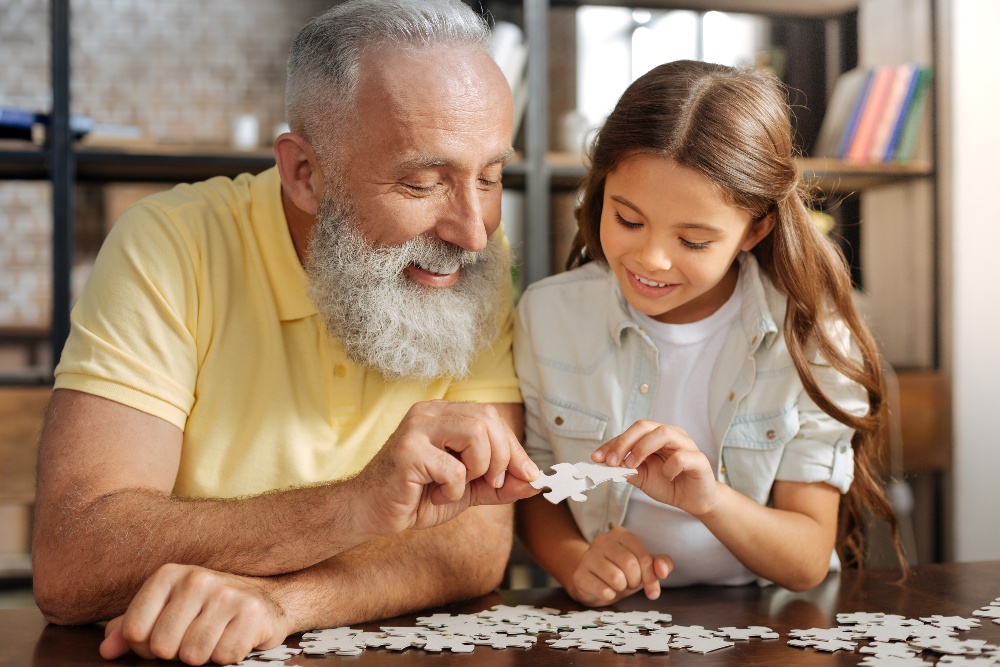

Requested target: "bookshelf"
[{"left": 3, "top": 0, "right": 936, "bottom": 376}]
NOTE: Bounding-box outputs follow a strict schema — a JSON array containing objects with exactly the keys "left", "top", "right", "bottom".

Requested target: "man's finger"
[
  {"left": 98, "top": 617, "right": 130, "bottom": 660},
  {"left": 505, "top": 435, "right": 539, "bottom": 483},
  {"left": 423, "top": 445, "right": 470, "bottom": 502},
  {"left": 467, "top": 475, "right": 540, "bottom": 507},
  {"left": 117, "top": 566, "right": 185, "bottom": 658},
  {"left": 175, "top": 608, "right": 231, "bottom": 666},
  {"left": 145, "top": 584, "right": 210, "bottom": 660}
]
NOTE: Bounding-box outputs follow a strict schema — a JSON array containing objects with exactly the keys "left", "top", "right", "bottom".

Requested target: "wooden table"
[{"left": 4, "top": 561, "right": 999, "bottom": 665}]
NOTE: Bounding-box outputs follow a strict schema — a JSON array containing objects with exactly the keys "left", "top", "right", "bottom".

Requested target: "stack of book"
[
  {"left": 813, "top": 64, "right": 933, "bottom": 164},
  {"left": 0, "top": 108, "right": 94, "bottom": 143}
]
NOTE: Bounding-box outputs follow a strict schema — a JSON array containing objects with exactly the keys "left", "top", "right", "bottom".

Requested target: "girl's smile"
[{"left": 626, "top": 268, "right": 679, "bottom": 298}]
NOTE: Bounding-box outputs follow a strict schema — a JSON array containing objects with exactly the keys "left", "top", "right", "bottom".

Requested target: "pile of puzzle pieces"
[
  {"left": 786, "top": 598, "right": 1000, "bottom": 666},
  {"left": 232, "top": 604, "right": 771, "bottom": 664},
  {"left": 231, "top": 597, "right": 1000, "bottom": 665}
]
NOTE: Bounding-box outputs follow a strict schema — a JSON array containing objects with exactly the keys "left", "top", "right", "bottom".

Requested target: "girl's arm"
[
  {"left": 595, "top": 422, "right": 839, "bottom": 592},
  {"left": 698, "top": 479, "right": 839, "bottom": 591},
  {"left": 515, "top": 496, "right": 591, "bottom": 590}
]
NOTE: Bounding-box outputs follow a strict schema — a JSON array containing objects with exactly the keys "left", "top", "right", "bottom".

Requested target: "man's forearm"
[
  {"left": 33, "top": 480, "right": 369, "bottom": 624},
  {"left": 269, "top": 504, "right": 514, "bottom": 632}
]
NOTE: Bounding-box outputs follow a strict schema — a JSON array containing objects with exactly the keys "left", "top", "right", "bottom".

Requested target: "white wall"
[{"left": 945, "top": 0, "right": 1000, "bottom": 560}]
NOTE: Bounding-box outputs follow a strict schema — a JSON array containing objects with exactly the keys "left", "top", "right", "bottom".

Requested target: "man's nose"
[{"left": 434, "top": 183, "right": 489, "bottom": 252}]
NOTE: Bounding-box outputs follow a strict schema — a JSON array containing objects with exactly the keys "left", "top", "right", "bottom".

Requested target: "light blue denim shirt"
[{"left": 514, "top": 253, "right": 863, "bottom": 568}]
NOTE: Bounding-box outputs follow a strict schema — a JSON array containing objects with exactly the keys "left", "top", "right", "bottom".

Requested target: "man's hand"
[
  {"left": 353, "top": 400, "right": 539, "bottom": 539},
  {"left": 567, "top": 526, "right": 672, "bottom": 607},
  {"left": 99, "top": 563, "right": 289, "bottom": 666}
]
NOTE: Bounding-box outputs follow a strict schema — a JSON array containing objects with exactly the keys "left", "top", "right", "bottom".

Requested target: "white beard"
[{"left": 304, "top": 190, "right": 508, "bottom": 382}]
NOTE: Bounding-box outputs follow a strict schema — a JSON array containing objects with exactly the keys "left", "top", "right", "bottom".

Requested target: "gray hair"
[{"left": 286, "top": 0, "right": 491, "bottom": 145}]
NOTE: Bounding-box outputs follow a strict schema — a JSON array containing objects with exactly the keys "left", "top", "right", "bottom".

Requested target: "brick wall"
[{"left": 0, "top": 0, "right": 328, "bottom": 335}]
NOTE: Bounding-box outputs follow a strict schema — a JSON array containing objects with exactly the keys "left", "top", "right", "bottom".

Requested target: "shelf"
[
  {"left": 0, "top": 142, "right": 278, "bottom": 184},
  {"left": 0, "top": 144, "right": 933, "bottom": 195},
  {"left": 0, "top": 142, "right": 48, "bottom": 180},
  {"left": 76, "top": 145, "right": 276, "bottom": 182},
  {"left": 798, "top": 157, "right": 933, "bottom": 194},
  {"left": 543, "top": 0, "right": 858, "bottom": 18},
  {"left": 525, "top": 152, "right": 932, "bottom": 195}
]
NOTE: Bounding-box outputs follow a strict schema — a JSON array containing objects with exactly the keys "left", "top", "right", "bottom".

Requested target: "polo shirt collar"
[{"left": 250, "top": 167, "right": 317, "bottom": 322}]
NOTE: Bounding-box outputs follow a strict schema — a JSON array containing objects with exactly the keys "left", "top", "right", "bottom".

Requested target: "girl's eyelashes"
[
  {"left": 612, "top": 210, "right": 712, "bottom": 249},
  {"left": 614, "top": 212, "right": 642, "bottom": 229}
]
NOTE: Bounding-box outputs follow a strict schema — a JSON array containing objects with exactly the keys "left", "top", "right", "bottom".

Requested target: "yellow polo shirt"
[{"left": 55, "top": 167, "right": 521, "bottom": 499}]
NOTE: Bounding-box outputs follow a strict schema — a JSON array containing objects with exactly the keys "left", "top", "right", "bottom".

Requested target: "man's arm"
[
  {"left": 96, "top": 403, "right": 526, "bottom": 665},
  {"left": 274, "top": 402, "right": 525, "bottom": 630},
  {"left": 33, "top": 389, "right": 531, "bottom": 625},
  {"left": 274, "top": 504, "right": 513, "bottom": 631}
]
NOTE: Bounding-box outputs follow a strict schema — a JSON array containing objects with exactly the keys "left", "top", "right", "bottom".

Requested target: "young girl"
[{"left": 514, "top": 60, "right": 900, "bottom": 606}]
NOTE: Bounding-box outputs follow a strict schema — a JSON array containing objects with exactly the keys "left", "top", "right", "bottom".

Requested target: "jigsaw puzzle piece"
[
  {"left": 530, "top": 462, "right": 594, "bottom": 503},
  {"left": 570, "top": 461, "right": 638, "bottom": 486}
]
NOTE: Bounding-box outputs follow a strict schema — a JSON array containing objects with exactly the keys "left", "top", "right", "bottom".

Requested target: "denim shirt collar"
[
  {"left": 736, "top": 252, "right": 780, "bottom": 352},
  {"left": 604, "top": 265, "right": 642, "bottom": 347}
]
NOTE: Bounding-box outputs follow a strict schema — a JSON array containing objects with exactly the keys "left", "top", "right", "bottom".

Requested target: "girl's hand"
[
  {"left": 567, "top": 526, "right": 673, "bottom": 607},
  {"left": 593, "top": 421, "right": 718, "bottom": 517}
]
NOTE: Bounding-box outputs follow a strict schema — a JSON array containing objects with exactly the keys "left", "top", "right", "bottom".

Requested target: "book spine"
[
  {"left": 868, "top": 64, "right": 917, "bottom": 163},
  {"left": 883, "top": 66, "right": 923, "bottom": 161},
  {"left": 846, "top": 66, "right": 894, "bottom": 163},
  {"left": 891, "top": 67, "right": 933, "bottom": 162},
  {"left": 837, "top": 69, "right": 875, "bottom": 159}
]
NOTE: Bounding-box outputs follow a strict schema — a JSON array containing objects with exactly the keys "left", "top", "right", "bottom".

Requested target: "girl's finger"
[
  {"left": 592, "top": 421, "right": 660, "bottom": 465},
  {"left": 615, "top": 530, "right": 662, "bottom": 599},
  {"left": 659, "top": 450, "right": 712, "bottom": 483}
]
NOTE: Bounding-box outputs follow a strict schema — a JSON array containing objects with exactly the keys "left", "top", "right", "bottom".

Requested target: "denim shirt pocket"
[
  {"left": 721, "top": 405, "right": 798, "bottom": 504},
  {"left": 539, "top": 396, "right": 609, "bottom": 462}
]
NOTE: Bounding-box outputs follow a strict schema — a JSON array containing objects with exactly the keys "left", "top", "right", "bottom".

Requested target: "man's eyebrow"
[
  {"left": 608, "top": 195, "right": 724, "bottom": 233},
  {"left": 396, "top": 147, "right": 516, "bottom": 173},
  {"left": 491, "top": 147, "right": 517, "bottom": 165}
]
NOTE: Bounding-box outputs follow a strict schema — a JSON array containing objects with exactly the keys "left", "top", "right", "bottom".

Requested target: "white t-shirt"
[{"left": 622, "top": 276, "right": 756, "bottom": 587}]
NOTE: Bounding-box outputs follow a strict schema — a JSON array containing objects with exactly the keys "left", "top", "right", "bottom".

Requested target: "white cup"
[{"left": 231, "top": 114, "right": 259, "bottom": 150}]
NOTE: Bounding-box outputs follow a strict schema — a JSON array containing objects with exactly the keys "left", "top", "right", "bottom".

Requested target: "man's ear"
[
  {"left": 741, "top": 211, "right": 777, "bottom": 252},
  {"left": 274, "top": 132, "right": 324, "bottom": 215}
]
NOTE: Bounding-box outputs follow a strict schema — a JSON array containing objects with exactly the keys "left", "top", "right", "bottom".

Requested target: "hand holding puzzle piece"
[{"left": 530, "top": 461, "right": 638, "bottom": 503}]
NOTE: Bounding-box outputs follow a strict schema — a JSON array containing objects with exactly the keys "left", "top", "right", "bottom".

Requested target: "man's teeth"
[
  {"left": 636, "top": 274, "right": 667, "bottom": 288},
  {"left": 415, "top": 260, "right": 460, "bottom": 275}
]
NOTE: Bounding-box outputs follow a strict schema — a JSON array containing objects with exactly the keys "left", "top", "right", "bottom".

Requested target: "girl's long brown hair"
[{"left": 568, "top": 60, "right": 903, "bottom": 570}]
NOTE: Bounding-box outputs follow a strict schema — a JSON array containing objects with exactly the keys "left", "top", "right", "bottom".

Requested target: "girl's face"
[{"left": 599, "top": 155, "right": 773, "bottom": 324}]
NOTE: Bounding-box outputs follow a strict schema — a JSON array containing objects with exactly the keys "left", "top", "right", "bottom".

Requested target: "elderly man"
[{"left": 31, "top": 1, "right": 539, "bottom": 664}]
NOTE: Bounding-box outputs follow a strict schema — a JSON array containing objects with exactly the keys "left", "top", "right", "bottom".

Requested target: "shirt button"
[
  {"left": 766, "top": 429, "right": 776, "bottom": 440},
  {"left": 639, "top": 383, "right": 649, "bottom": 394},
  {"left": 728, "top": 392, "right": 735, "bottom": 401},
  {"left": 720, "top": 465, "right": 727, "bottom": 475},
  {"left": 333, "top": 364, "right": 347, "bottom": 378},
  {"left": 751, "top": 335, "right": 758, "bottom": 345},
  {"left": 554, "top": 416, "right": 564, "bottom": 426}
]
